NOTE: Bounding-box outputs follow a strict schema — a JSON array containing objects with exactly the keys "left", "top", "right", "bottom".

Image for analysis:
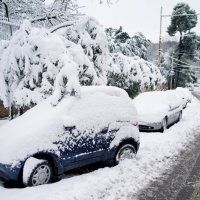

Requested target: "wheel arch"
[
  {"left": 15, "top": 153, "right": 60, "bottom": 185},
  {"left": 31, "top": 153, "right": 61, "bottom": 176},
  {"left": 112, "top": 138, "right": 139, "bottom": 165},
  {"left": 116, "top": 138, "right": 139, "bottom": 154}
]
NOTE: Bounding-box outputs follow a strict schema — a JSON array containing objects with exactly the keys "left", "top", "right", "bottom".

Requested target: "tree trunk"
[{"left": 176, "top": 32, "right": 183, "bottom": 87}]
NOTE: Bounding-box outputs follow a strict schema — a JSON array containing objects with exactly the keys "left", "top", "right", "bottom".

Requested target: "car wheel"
[
  {"left": 23, "top": 157, "right": 52, "bottom": 187},
  {"left": 114, "top": 144, "right": 136, "bottom": 165},
  {"left": 161, "top": 118, "right": 167, "bottom": 133}
]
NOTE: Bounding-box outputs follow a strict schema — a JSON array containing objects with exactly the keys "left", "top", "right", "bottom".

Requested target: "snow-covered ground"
[
  {"left": 1, "top": 98, "right": 200, "bottom": 200},
  {"left": 0, "top": 119, "right": 9, "bottom": 127}
]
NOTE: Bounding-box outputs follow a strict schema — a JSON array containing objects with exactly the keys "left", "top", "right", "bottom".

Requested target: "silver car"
[{"left": 133, "top": 90, "right": 183, "bottom": 132}]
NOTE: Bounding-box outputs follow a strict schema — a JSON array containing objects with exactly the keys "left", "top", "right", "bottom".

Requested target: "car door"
[
  {"left": 70, "top": 126, "right": 110, "bottom": 164},
  {"left": 168, "top": 106, "right": 180, "bottom": 125},
  {"left": 61, "top": 115, "right": 111, "bottom": 169}
]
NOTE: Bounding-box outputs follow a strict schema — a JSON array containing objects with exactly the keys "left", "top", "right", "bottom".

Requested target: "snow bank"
[
  {"left": 0, "top": 120, "right": 8, "bottom": 127},
  {"left": 0, "top": 98, "right": 200, "bottom": 200}
]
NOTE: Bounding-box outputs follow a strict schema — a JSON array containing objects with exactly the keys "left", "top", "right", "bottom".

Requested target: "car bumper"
[
  {"left": 139, "top": 122, "right": 162, "bottom": 131},
  {"left": 0, "top": 163, "right": 22, "bottom": 182},
  {"left": 0, "top": 168, "right": 10, "bottom": 182}
]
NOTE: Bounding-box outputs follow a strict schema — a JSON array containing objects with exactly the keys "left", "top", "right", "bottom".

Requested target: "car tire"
[
  {"left": 114, "top": 143, "right": 136, "bottom": 165},
  {"left": 23, "top": 158, "right": 52, "bottom": 187},
  {"left": 161, "top": 117, "right": 167, "bottom": 133}
]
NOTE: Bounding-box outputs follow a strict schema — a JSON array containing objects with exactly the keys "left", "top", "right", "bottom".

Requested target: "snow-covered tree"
[
  {"left": 107, "top": 53, "right": 164, "bottom": 98},
  {"left": 2, "top": 0, "right": 46, "bottom": 19},
  {"left": 0, "top": 14, "right": 164, "bottom": 114},
  {"left": 105, "top": 27, "right": 163, "bottom": 97},
  {"left": 167, "top": 3, "right": 198, "bottom": 87},
  {"left": 106, "top": 27, "right": 151, "bottom": 60},
  {"left": 167, "top": 3, "right": 197, "bottom": 37},
  {"left": 56, "top": 16, "right": 110, "bottom": 85},
  {"left": 0, "top": 20, "right": 102, "bottom": 111},
  {"left": 1, "top": 0, "right": 79, "bottom": 30}
]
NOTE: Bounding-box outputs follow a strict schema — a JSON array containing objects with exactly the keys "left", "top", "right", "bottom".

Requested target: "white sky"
[{"left": 77, "top": 0, "right": 200, "bottom": 43}]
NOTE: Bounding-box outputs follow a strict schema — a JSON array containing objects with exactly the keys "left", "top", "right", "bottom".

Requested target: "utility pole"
[{"left": 157, "top": 6, "right": 163, "bottom": 68}]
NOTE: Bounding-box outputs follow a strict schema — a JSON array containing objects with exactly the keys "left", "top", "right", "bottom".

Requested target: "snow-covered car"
[
  {"left": 193, "top": 83, "right": 200, "bottom": 92},
  {"left": 176, "top": 87, "right": 192, "bottom": 105},
  {"left": 0, "top": 86, "right": 140, "bottom": 187},
  {"left": 133, "top": 91, "right": 183, "bottom": 132},
  {"left": 167, "top": 89, "right": 188, "bottom": 109},
  {"left": 188, "top": 83, "right": 200, "bottom": 92}
]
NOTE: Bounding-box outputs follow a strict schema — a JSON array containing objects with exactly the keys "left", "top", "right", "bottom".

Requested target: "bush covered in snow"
[
  {"left": 104, "top": 26, "right": 164, "bottom": 97},
  {"left": 107, "top": 53, "right": 163, "bottom": 98},
  {"left": 0, "top": 20, "right": 101, "bottom": 109},
  {"left": 57, "top": 16, "right": 110, "bottom": 85}
]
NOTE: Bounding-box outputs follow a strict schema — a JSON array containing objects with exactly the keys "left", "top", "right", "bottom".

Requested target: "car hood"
[{"left": 135, "top": 103, "right": 169, "bottom": 123}]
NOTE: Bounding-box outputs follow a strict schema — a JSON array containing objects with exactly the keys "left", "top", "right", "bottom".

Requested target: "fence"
[{"left": 0, "top": 16, "right": 21, "bottom": 40}]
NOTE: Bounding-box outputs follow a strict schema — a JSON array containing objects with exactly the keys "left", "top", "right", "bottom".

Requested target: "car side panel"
[
  {"left": 61, "top": 125, "right": 118, "bottom": 171},
  {"left": 0, "top": 162, "right": 23, "bottom": 182},
  {"left": 167, "top": 107, "right": 181, "bottom": 125}
]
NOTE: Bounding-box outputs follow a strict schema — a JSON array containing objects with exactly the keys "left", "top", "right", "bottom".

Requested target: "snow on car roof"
[
  {"left": 81, "top": 86, "right": 129, "bottom": 98},
  {"left": 176, "top": 87, "right": 192, "bottom": 101},
  {"left": 134, "top": 90, "right": 182, "bottom": 108},
  {"left": 133, "top": 91, "right": 169, "bottom": 123}
]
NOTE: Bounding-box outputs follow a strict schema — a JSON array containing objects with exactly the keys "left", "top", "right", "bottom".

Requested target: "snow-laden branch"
[
  {"left": 49, "top": 21, "right": 74, "bottom": 33},
  {"left": 51, "top": 57, "right": 81, "bottom": 106},
  {"left": 30, "top": 15, "right": 59, "bottom": 23}
]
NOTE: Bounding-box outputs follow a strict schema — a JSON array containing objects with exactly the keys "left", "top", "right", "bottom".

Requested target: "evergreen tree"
[
  {"left": 106, "top": 27, "right": 151, "bottom": 60},
  {"left": 167, "top": 3, "right": 198, "bottom": 87}
]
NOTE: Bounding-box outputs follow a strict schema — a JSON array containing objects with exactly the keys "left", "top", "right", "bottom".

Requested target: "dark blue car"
[{"left": 0, "top": 86, "right": 140, "bottom": 187}]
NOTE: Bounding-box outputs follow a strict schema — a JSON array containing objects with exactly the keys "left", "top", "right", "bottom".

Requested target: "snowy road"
[
  {"left": 192, "top": 91, "right": 200, "bottom": 100},
  {"left": 1, "top": 97, "right": 200, "bottom": 200},
  {"left": 137, "top": 130, "right": 200, "bottom": 200}
]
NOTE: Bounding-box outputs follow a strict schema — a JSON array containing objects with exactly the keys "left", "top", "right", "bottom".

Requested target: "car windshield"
[{"left": 134, "top": 91, "right": 167, "bottom": 104}]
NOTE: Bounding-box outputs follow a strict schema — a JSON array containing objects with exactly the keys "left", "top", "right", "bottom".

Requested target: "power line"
[
  {"left": 172, "top": 52, "right": 200, "bottom": 56},
  {"left": 162, "top": 51, "right": 200, "bottom": 68},
  {"left": 160, "top": 65, "right": 200, "bottom": 72},
  {"left": 173, "top": 69, "right": 193, "bottom": 75},
  {"left": 173, "top": 62, "right": 200, "bottom": 69},
  {"left": 162, "top": 13, "right": 200, "bottom": 17},
  {"left": 161, "top": 51, "right": 191, "bottom": 66}
]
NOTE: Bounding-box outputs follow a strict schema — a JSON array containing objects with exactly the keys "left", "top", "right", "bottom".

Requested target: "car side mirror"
[
  {"left": 62, "top": 116, "right": 76, "bottom": 130},
  {"left": 64, "top": 125, "right": 76, "bottom": 131}
]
